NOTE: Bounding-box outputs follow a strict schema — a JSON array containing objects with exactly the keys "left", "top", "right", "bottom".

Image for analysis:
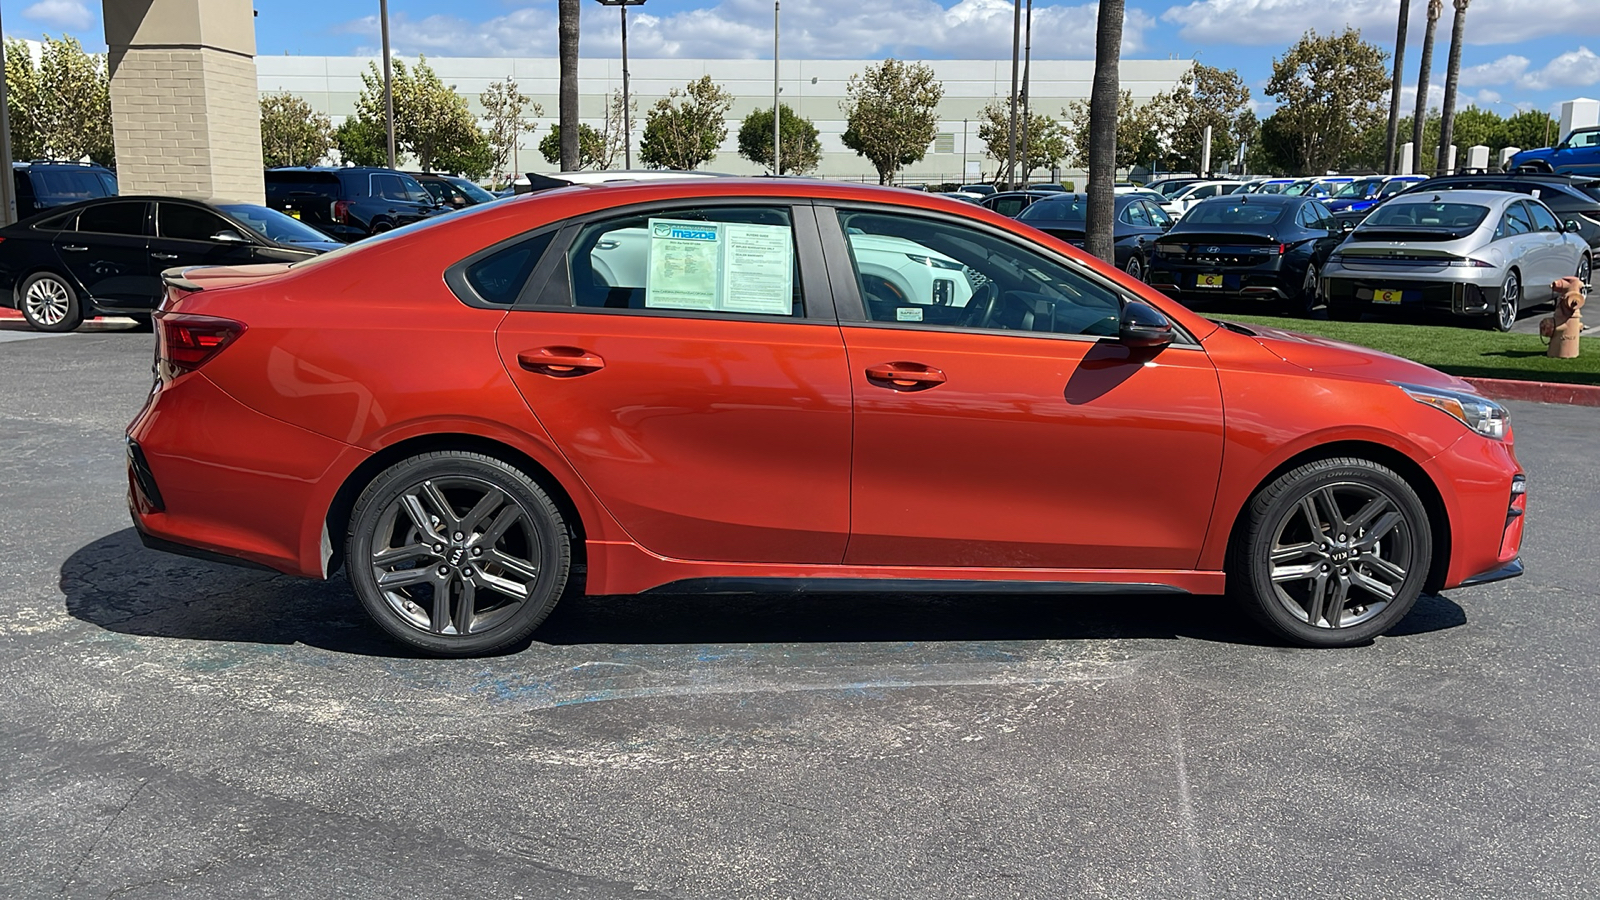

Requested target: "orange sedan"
[{"left": 126, "top": 180, "right": 1525, "bottom": 656}]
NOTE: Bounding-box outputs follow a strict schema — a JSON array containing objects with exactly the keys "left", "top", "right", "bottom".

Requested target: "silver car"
[{"left": 1323, "top": 190, "right": 1592, "bottom": 330}]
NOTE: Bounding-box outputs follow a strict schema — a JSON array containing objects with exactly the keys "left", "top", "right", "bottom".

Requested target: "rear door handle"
[
  {"left": 865, "top": 362, "right": 946, "bottom": 390},
  {"left": 151, "top": 252, "right": 179, "bottom": 260},
  {"left": 61, "top": 245, "right": 88, "bottom": 252},
  {"left": 517, "top": 346, "right": 606, "bottom": 377}
]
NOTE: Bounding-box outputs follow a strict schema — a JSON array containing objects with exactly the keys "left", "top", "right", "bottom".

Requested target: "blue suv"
[{"left": 1510, "top": 126, "right": 1600, "bottom": 176}]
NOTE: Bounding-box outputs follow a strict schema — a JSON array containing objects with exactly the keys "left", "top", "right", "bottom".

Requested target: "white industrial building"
[{"left": 256, "top": 56, "right": 1195, "bottom": 184}]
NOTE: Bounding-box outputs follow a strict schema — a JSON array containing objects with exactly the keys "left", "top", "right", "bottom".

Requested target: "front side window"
[
  {"left": 836, "top": 209, "right": 1122, "bottom": 339},
  {"left": 371, "top": 173, "right": 433, "bottom": 204},
  {"left": 567, "top": 206, "right": 803, "bottom": 317},
  {"left": 158, "top": 204, "right": 235, "bottom": 242},
  {"left": 1527, "top": 201, "right": 1562, "bottom": 233},
  {"left": 76, "top": 201, "right": 147, "bottom": 236},
  {"left": 1566, "top": 130, "right": 1600, "bottom": 150}
]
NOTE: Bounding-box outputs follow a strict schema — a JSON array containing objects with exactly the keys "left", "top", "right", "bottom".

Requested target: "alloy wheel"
[
  {"left": 1266, "top": 481, "right": 1411, "bottom": 630},
  {"left": 1580, "top": 255, "right": 1591, "bottom": 286},
  {"left": 1125, "top": 256, "right": 1143, "bottom": 282},
  {"left": 23, "top": 277, "right": 72, "bottom": 328},
  {"left": 367, "top": 475, "right": 543, "bottom": 637},
  {"left": 1497, "top": 270, "right": 1520, "bottom": 332}
]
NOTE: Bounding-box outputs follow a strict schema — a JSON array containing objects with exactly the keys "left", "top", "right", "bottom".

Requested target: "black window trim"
[
  {"left": 815, "top": 201, "right": 1201, "bottom": 349},
  {"left": 444, "top": 221, "right": 570, "bottom": 310},
  {"left": 508, "top": 197, "right": 838, "bottom": 325}
]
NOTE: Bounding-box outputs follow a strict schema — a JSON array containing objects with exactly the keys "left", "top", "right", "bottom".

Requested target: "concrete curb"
[{"left": 1465, "top": 376, "right": 1600, "bottom": 408}]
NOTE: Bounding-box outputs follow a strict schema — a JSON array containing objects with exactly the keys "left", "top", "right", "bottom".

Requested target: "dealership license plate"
[
  {"left": 1373, "top": 288, "right": 1404, "bottom": 304},
  {"left": 1196, "top": 273, "right": 1224, "bottom": 289},
  {"left": 287, "top": 209, "right": 301, "bottom": 220}
]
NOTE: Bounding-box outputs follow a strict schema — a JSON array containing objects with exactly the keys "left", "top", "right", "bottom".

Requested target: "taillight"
[
  {"left": 333, "top": 200, "right": 352, "bottom": 223},
  {"left": 156, "top": 313, "right": 245, "bottom": 380}
]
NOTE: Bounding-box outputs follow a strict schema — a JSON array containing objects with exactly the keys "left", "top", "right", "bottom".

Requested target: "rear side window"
[
  {"left": 464, "top": 232, "right": 555, "bottom": 305},
  {"left": 266, "top": 174, "right": 340, "bottom": 203},
  {"left": 76, "top": 201, "right": 147, "bottom": 236},
  {"left": 566, "top": 206, "right": 803, "bottom": 317}
]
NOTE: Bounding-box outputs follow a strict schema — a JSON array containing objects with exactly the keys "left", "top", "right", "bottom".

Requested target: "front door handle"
[
  {"left": 865, "top": 362, "right": 946, "bottom": 390},
  {"left": 517, "top": 346, "right": 606, "bottom": 377},
  {"left": 151, "top": 252, "right": 179, "bottom": 260},
  {"left": 61, "top": 244, "right": 88, "bottom": 252}
]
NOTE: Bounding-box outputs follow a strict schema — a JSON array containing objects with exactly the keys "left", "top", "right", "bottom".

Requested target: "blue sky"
[{"left": 6, "top": 0, "right": 1599, "bottom": 123}]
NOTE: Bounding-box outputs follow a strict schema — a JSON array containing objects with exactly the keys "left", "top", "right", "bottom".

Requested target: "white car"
[{"left": 1161, "top": 181, "right": 1245, "bottom": 219}]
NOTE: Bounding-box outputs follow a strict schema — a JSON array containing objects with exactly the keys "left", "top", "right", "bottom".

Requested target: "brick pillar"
[{"left": 102, "top": 0, "right": 263, "bottom": 203}]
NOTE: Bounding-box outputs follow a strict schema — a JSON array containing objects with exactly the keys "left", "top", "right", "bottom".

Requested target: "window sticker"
[
  {"left": 644, "top": 217, "right": 794, "bottom": 314},
  {"left": 896, "top": 307, "right": 924, "bottom": 322}
]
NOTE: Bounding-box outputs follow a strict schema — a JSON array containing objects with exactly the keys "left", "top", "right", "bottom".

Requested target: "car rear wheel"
[
  {"left": 1124, "top": 255, "right": 1144, "bottom": 282},
  {"left": 1229, "top": 457, "right": 1431, "bottom": 648},
  {"left": 1284, "top": 263, "right": 1319, "bottom": 316},
  {"left": 347, "top": 451, "right": 571, "bottom": 657},
  {"left": 18, "top": 272, "right": 83, "bottom": 333},
  {"left": 1488, "top": 269, "right": 1519, "bottom": 332}
]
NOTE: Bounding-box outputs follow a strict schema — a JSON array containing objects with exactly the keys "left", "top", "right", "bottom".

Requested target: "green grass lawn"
[{"left": 1221, "top": 314, "right": 1600, "bottom": 387}]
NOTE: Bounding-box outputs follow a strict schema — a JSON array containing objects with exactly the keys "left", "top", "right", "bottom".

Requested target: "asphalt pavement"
[{"left": 3, "top": 323, "right": 1598, "bottom": 899}]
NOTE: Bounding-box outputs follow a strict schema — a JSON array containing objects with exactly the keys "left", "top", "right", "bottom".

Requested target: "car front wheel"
[
  {"left": 347, "top": 451, "right": 571, "bottom": 657},
  {"left": 19, "top": 272, "right": 83, "bottom": 332},
  {"left": 1230, "top": 457, "right": 1432, "bottom": 647}
]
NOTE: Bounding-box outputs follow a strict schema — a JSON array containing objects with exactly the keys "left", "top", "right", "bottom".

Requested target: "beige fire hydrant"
[{"left": 1541, "top": 275, "right": 1586, "bottom": 358}]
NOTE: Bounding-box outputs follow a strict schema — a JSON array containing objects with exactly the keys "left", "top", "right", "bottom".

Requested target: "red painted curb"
[
  {"left": 1465, "top": 376, "right": 1600, "bottom": 408},
  {"left": 0, "top": 308, "right": 19, "bottom": 319}
]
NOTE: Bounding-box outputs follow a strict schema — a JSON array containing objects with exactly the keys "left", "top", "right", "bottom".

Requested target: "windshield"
[
  {"left": 219, "top": 203, "right": 335, "bottom": 244},
  {"left": 1153, "top": 181, "right": 1192, "bottom": 197},
  {"left": 448, "top": 177, "right": 496, "bottom": 204},
  {"left": 1257, "top": 182, "right": 1288, "bottom": 194},
  {"left": 1332, "top": 179, "right": 1378, "bottom": 198},
  {"left": 1361, "top": 201, "right": 1490, "bottom": 231},
  {"left": 1281, "top": 182, "right": 1311, "bottom": 196},
  {"left": 1179, "top": 202, "right": 1288, "bottom": 226},
  {"left": 1017, "top": 196, "right": 1087, "bottom": 224}
]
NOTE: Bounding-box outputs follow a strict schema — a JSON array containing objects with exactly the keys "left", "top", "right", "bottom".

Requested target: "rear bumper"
[
  {"left": 1148, "top": 261, "right": 1297, "bottom": 301},
  {"left": 1325, "top": 275, "right": 1501, "bottom": 316}
]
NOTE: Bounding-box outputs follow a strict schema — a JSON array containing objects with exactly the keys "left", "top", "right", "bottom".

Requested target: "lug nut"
[
  {"left": 1338, "top": 534, "right": 1346, "bottom": 541},
  {"left": 463, "top": 566, "right": 474, "bottom": 576},
  {"left": 437, "top": 565, "right": 449, "bottom": 576},
  {"left": 453, "top": 532, "right": 464, "bottom": 541},
  {"left": 471, "top": 547, "right": 482, "bottom": 556},
  {"left": 433, "top": 543, "right": 444, "bottom": 553}
]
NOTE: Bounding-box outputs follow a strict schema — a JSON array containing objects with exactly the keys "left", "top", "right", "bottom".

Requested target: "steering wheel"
[{"left": 962, "top": 280, "right": 1001, "bottom": 329}]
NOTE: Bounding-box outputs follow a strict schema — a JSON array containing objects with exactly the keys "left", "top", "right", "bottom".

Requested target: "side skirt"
[{"left": 644, "top": 577, "right": 1191, "bottom": 596}]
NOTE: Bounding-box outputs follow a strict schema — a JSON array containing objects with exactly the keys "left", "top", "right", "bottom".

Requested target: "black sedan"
[
  {"left": 1146, "top": 194, "right": 1347, "bottom": 314},
  {"left": 979, "top": 189, "right": 1061, "bottom": 217},
  {"left": 1015, "top": 193, "right": 1174, "bottom": 281},
  {"left": 1, "top": 196, "right": 339, "bottom": 332}
]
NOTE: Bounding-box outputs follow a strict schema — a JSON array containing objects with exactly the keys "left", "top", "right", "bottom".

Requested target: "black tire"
[
  {"left": 1124, "top": 255, "right": 1144, "bottom": 282},
  {"left": 1486, "top": 268, "right": 1519, "bottom": 332},
  {"left": 347, "top": 451, "right": 571, "bottom": 657},
  {"left": 1579, "top": 253, "right": 1591, "bottom": 286},
  {"left": 370, "top": 219, "right": 394, "bottom": 234},
  {"left": 1283, "top": 263, "right": 1320, "bottom": 317},
  {"left": 1228, "top": 457, "right": 1432, "bottom": 648},
  {"left": 18, "top": 271, "right": 83, "bottom": 332}
]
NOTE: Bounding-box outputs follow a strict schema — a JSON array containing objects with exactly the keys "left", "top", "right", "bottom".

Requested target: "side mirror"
[
  {"left": 210, "top": 229, "right": 249, "bottom": 243},
  {"left": 1341, "top": 220, "right": 1357, "bottom": 233},
  {"left": 1565, "top": 219, "right": 1582, "bottom": 234},
  {"left": 1119, "top": 300, "right": 1175, "bottom": 349},
  {"left": 452, "top": 196, "right": 467, "bottom": 208}
]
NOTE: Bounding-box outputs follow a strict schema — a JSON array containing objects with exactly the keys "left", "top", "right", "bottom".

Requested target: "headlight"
[{"left": 1395, "top": 382, "right": 1508, "bottom": 440}]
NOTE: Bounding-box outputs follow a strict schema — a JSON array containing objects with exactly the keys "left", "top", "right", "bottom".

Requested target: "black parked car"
[
  {"left": 12, "top": 161, "right": 118, "bottom": 215},
  {"left": 1394, "top": 171, "right": 1600, "bottom": 251},
  {"left": 1015, "top": 193, "right": 1174, "bottom": 281},
  {"left": 264, "top": 167, "right": 444, "bottom": 242},
  {"left": 409, "top": 172, "right": 499, "bottom": 209},
  {"left": 1147, "top": 194, "right": 1347, "bottom": 314},
  {"left": 1, "top": 196, "right": 339, "bottom": 332},
  {"left": 979, "top": 189, "right": 1060, "bottom": 217}
]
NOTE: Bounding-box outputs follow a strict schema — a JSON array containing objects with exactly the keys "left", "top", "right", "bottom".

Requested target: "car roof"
[{"left": 1384, "top": 189, "right": 1517, "bottom": 206}]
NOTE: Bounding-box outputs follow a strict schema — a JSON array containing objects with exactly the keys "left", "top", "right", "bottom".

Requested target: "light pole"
[
  {"left": 773, "top": 1, "right": 780, "bottom": 175},
  {"left": 380, "top": 0, "right": 395, "bottom": 168},
  {"left": 1019, "top": 0, "right": 1033, "bottom": 188},
  {"left": 597, "top": 0, "right": 646, "bottom": 169},
  {"left": 1006, "top": 0, "right": 1021, "bottom": 188}
]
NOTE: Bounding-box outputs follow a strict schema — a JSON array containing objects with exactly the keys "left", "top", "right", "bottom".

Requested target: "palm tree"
[
  {"left": 1436, "top": 0, "right": 1469, "bottom": 175},
  {"left": 558, "top": 0, "right": 580, "bottom": 171},
  {"left": 1384, "top": 0, "right": 1411, "bottom": 174},
  {"left": 1084, "top": 0, "right": 1123, "bottom": 266},
  {"left": 1411, "top": 0, "right": 1442, "bottom": 174}
]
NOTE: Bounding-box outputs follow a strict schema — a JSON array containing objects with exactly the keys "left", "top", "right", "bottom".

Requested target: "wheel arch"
[
  {"left": 1224, "top": 439, "right": 1453, "bottom": 594},
  {"left": 322, "top": 432, "right": 589, "bottom": 579},
  {"left": 12, "top": 265, "right": 85, "bottom": 306}
]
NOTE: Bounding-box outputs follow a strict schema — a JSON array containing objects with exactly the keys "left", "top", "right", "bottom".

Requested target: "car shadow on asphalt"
[{"left": 61, "top": 528, "right": 1467, "bottom": 655}]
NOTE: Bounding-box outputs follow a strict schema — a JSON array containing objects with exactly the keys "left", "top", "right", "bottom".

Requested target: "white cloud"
[
  {"left": 340, "top": 1, "right": 1156, "bottom": 60},
  {"left": 1474, "top": 88, "right": 1502, "bottom": 105},
  {"left": 1161, "top": 0, "right": 1599, "bottom": 48},
  {"left": 21, "top": 0, "right": 93, "bottom": 31},
  {"left": 1450, "top": 47, "right": 1600, "bottom": 92}
]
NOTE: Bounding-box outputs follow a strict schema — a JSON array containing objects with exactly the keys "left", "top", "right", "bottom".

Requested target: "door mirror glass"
[
  {"left": 1565, "top": 219, "right": 1582, "bottom": 234},
  {"left": 1119, "top": 300, "right": 1174, "bottom": 349},
  {"left": 1341, "top": 220, "right": 1357, "bottom": 233},
  {"left": 210, "top": 229, "right": 249, "bottom": 243}
]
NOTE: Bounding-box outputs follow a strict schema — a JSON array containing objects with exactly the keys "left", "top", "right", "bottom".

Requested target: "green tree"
[
  {"left": 539, "top": 124, "right": 605, "bottom": 169},
  {"left": 1500, "top": 109, "right": 1559, "bottom": 152},
  {"left": 333, "top": 117, "right": 388, "bottom": 166},
  {"left": 1062, "top": 91, "right": 1160, "bottom": 170},
  {"left": 1245, "top": 111, "right": 1299, "bottom": 174},
  {"left": 597, "top": 88, "right": 636, "bottom": 169},
  {"left": 840, "top": 59, "right": 944, "bottom": 184},
  {"left": 6, "top": 35, "right": 112, "bottom": 165},
  {"left": 639, "top": 75, "right": 734, "bottom": 170},
  {"left": 1265, "top": 28, "right": 1389, "bottom": 175},
  {"left": 1146, "top": 63, "right": 1254, "bottom": 173},
  {"left": 260, "top": 93, "right": 333, "bottom": 167},
  {"left": 481, "top": 77, "right": 540, "bottom": 183},
  {"left": 354, "top": 56, "right": 488, "bottom": 173},
  {"left": 737, "top": 104, "right": 822, "bottom": 174},
  {"left": 977, "top": 100, "right": 1068, "bottom": 180}
]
